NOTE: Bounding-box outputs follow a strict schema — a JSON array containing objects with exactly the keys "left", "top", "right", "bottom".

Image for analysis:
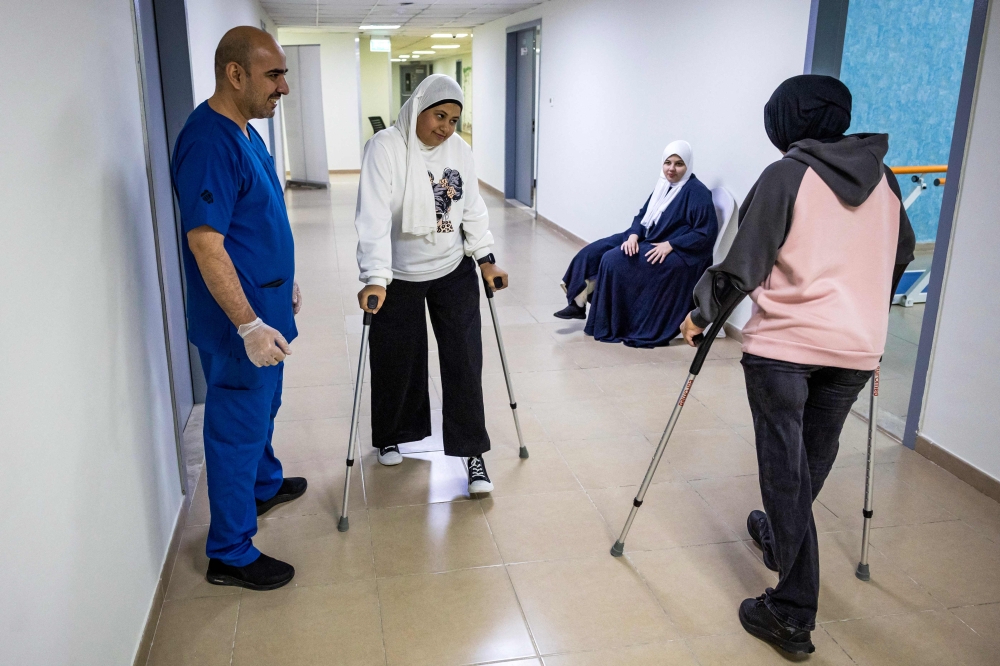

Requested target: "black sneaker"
[
  {"left": 377, "top": 444, "right": 403, "bottom": 466},
  {"left": 739, "top": 596, "right": 815, "bottom": 654},
  {"left": 206, "top": 553, "right": 294, "bottom": 591},
  {"left": 467, "top": 455, "right": 494, "bottom": 493},
  {"left": 747, "top": 510, "right": 779, "bottom": 572},
  {"left": 553, "top": 302, "right": 586, "bottom": 320},
  {"left": 256, "top": 477, "right": 308, "bottom": 516}
]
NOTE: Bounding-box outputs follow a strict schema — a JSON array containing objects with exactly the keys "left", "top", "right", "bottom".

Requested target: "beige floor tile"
[
  {"left": 531, "top": 398, "right": 643, "bottom": 442},
  {"left": 484, "top": 404, "right": 551, "bottom": 449},
  {"left": 232, "top": 580, "right": 385, "bottom": 666},
  {"left": 952, "top": 602, "right": 1000, "bottom": 650},
  {"left": 483, "top": 442, "right": 582, "bottom": 497},
  {"left": 541, "top": 640, "right": 697, "bottom": 665},
  {"left": 369, "top": 500, "right": 501, "bottom": 577},
  {"left": 653, "top": 427, "right": 760, "bottom": 481},
  {"left": 507, "top": 368, "right": 605, "bottom": 405},
  {"left": 822, "top": 610, "right": 998, "bottom": 666},
  {"left": 814, "top": 530, "right": 941, "bottom": 621},
  {"left": 691, "top": 387, "right": 754, "bottom": 427},
  {"left": 871, "top": 521, "right": 1000, "bottom": 608},
  {"left": 563, "top": 340, "right": 661, "bottom": 369},
  {"left": 582, "top": 362, "right": 691, "bottom": 399},
  {"left": 589, "top": 482, "right": 738, "bottom": 552},
  {"left": 187, "top": 471, "right": 212, "bottom": 528},
  {"left": 253, "top": 510, "right": 374, "bottom": 587},
  {"left": 377, "top": 566, "right": 535, "bottom": 666},
  {"left": 362, "top": 450, "right": 471, "bottom": 508},
  {"left": 263, "top": 456, "right": 366, "bottom": 518},
  {"left": 508, "top": 556, "right": 678, "bottom": 654},
  {"left": 147, "top": 595, "right": 239, "bottom": 666},
  {"left": 815, "top": 463, "right": 955, "bottom": 531},
  {"left": 613, "top": 396, "right": 726, "bottom": 435},
  {"left": 630, "top": 542, "right": 775, "bottom": 637},
  {"left": 282, "top": 352, "right": 351, "bottom": 389},
  {"left": 555, "top": 435, "right": 667, "bottom": 489},
  {"left": 687, "top": 627, "right": 855, "bottom": 665},
  {"left": 483, "top": 490, "right": 612, "bottom": 563},
  {"left": 275, "top": 384, "right": 356, "bottom": 422},
  {"left": 270, "top": 416, "right": 351, "bottom": 463},
  {"left": 164, "top": 525, "right": 240, "bottom": 602}
]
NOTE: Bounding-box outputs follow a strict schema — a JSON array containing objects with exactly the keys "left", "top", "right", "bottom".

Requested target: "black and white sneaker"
[
  {"left": 377, "top": 444, "right": 403, "bottom": 466},
  {"left": 467, "top": 455, "right": 494, "bottom": 493}
]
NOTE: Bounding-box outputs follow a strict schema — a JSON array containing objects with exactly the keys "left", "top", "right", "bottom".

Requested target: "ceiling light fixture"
[
  {"left": 411, "top": 55, "right": 421, "bottom": 59},
  {"left": 391, "top": 59, "right": 404, "bottom": 62},
  {"left": 413, "top": 50, "right": 436, "bottom": 54},
  {"left": 431, "top": 45, "right": 460, "bottom": 49},
  {"left": 398, "top": 54, "right": 410, "bottom": 59},
  {"left": 359, "top": 25, "right": 400, "bottom": 30},
  {"left": 457, "top": 34, "right": 468, "bottom": 38}
]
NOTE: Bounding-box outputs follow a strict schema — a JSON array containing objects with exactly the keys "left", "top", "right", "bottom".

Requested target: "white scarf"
[
  {"left": 394, "top": 74, "right": 465, "bottom": 240},
  {"left": 639, "top": 140, "right": 695, "bottom": 230}
]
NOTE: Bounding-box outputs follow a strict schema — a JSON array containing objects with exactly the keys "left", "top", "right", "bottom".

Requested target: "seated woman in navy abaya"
[{"left": 553, "top": 140, "right": 718, "bottom": 348}]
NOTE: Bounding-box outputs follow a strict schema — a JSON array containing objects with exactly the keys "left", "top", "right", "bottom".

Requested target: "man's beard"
[{"left": 244, "top": 81, "right": 278, "bottom": 119}]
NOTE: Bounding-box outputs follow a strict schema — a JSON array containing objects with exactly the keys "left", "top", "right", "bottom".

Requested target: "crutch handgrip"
[
  {"left": 688, "top": 294, "right": 743, "bottom": 375},
  {"left": 364, "top": 294, "right": 378, "bottom": 324},
  {"left": 493, "top": 276, "right": 503, "bottom": 290}
]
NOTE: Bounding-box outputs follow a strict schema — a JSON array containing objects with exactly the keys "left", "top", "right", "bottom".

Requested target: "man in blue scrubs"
[{"left": 172, "top": 26, "right": 305, "bottom": 591}]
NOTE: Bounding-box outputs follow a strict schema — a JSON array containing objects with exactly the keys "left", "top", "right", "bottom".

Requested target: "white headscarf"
[
  {"left": 638, "top": 140, "right": 694, "bottom": 230},
  {"left": 394, "top": 74, "right": 465, "bottom": 239}
]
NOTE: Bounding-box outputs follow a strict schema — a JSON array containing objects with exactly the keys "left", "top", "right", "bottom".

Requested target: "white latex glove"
[
  {"left": 238, "top": 318, "right": 292, "bottom": 367},
  {"left": 292, "top": 281, "right": 302, "bottom": 315}
]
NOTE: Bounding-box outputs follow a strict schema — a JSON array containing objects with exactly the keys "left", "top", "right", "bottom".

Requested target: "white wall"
[
  {"left": 920, "top": 3, "right": 1000, "bottom": 483},
  {"left": 0, "top": 1, "right": 182, "bottom": 663},
  {"left": 360, "top": 37, "right": 392, "bottom": 143},
  {"left": 473, "top": 0, "right": 811, "bottom": 243},
  {"left": 279, "top": 30, "right": 363, "bottom": 170},
  {"left": 185, "top": 0, "right": 286, "bottom": 186}
]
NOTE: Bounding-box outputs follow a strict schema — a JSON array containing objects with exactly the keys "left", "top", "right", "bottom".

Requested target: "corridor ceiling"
[{"left": 261, "top": 0, "right": 546, "bottom": 31}]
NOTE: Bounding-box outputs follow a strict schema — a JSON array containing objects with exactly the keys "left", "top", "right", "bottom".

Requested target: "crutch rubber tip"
[
  {"left": 855, "top": 563, "right": 870, "bottom": 581},
  {"left": 337, "top": 516, "right": 350, "bottom": 532},
  {"left": 610, "top": 541, "right": 625, "bottom": 557},
  {"left": 519, "top": 446, "right": 529, "bottom": 459}
]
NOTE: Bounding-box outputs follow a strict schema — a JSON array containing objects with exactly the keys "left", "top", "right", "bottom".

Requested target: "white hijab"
[
  {"left": 394, "top": 74, "right": 465, "bottom": 239},
  {"left": 638, "top": 140, "right": 694, "bottom": 230}
]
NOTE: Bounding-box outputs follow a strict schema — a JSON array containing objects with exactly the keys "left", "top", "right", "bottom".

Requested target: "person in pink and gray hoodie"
[{"left": 680, "top": 75, "right": 915, "bottom": 655}]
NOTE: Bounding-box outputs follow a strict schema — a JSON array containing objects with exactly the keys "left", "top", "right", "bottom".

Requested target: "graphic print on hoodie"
[
  {"left": 690, "top": 133, "right": 916, "bottom": 370},
  {"left": 429, "top": 168, "right": 464, "bottom": 233}
]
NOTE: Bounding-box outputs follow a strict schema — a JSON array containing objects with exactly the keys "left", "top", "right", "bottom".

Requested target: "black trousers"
[
  {"left": 741, "top": 352, "right": 872, "bottom": 631},
  {"left": 369, "top": 256, "right": 490, "bottom": 457}
]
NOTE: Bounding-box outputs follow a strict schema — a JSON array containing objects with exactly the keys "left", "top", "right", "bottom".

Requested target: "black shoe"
[
  {"left": 256, "top": 477, "right": 308, "bottom": 516},
  {"left": 747, "top": 510, "right": 779, "bottom": 572},
  {"left": 377, "top": 444, "right": 403, "bottom": 466},
  {"left": 467, "top": 455, "right": 494, "bottom": 493},
  {"left": 553, "top": 302, "right": 586, "bottom": 320},
  {"left": 206, "top": 553, "right": 295, "bottom": 591},
  {"left": 739, "top": 596, "right": 815, "bottom": 654}
]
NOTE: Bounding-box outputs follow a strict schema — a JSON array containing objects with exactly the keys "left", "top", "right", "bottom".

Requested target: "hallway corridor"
[{"left": 147, "top": 176, "right": 1000, "bottom": 666}]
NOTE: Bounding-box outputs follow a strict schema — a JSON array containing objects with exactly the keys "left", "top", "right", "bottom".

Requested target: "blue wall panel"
[{"left": 840, "top": 0, "right": 974, "bottom": 242}]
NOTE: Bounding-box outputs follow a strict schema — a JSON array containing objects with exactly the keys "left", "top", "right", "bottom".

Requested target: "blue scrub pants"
[{"left": 199, "top": 350, "right": 285, "bottom": 566}]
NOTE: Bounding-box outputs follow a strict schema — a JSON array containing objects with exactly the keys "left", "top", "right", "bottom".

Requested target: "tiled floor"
[{"left": 146, "top": 175, "right": 1000, "bottom": 665}]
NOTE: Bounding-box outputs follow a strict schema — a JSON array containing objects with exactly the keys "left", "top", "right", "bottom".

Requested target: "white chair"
[{"left": 707, "top": 187, "right": 738, "bottom": 338}]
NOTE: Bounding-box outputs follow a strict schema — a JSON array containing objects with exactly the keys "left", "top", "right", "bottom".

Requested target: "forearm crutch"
[
  {"left": 611, "top": 295, "right": 742, "bottom": 557},
  {"left": 481, "top": 270, "right": 529, "bottom": 459},
  {"left": 855, "top": 365, "right": 879, "bottom": 581},
  {"left": 338, "top": 294, "right": 379, "bottom": 532}
]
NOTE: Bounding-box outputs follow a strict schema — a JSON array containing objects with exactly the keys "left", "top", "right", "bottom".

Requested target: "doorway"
[
  {"left": 399, "top": 63, "right": 429, "bottom": 109},
  {"left": 504, "top": 21, "right": 540, "bottom": 208}
]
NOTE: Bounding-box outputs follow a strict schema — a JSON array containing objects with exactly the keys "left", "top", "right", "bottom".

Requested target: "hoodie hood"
[{"left": 785, "top": 133, "right": 889, "bottom": 207}]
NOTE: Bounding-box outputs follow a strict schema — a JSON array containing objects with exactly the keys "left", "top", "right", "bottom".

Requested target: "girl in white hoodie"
[{"left": 355, "top": 74, "right": 507, "bottom": 494}]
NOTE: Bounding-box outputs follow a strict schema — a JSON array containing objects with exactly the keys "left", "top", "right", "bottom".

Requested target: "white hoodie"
[{"left": 354, "top": 126, "right": 494, "bottom": 286}]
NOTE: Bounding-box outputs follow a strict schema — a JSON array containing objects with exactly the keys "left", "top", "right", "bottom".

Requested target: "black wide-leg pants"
[{"left": 368, "top": 256, "right": 490, "bottom": 457}]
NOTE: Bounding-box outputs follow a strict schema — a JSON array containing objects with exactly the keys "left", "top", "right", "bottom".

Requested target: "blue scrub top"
[{"left": 172, "top": 101, "right": 297, "bottom": 357}]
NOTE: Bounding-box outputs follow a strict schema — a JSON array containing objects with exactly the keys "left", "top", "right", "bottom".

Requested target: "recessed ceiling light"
[
  {"left": 398, "top": 54, "right": 410, "bottom": 59},
  {"left": 413, "top": 50, "right": 436, "bottom": 55},
  {"left": 391, "top": 59, "right": 403, "bottom": 62},
  {"left": 411, "top": 55, "right": 421, "bottom": 59},
  {"left": 456, "top": 34, "right": 468, "bottom": 38},
  {"left": 359, "top": 25, "right": 400, "bottom": 30},
  {"left": 431, "top": 45, "right": 460, "bottom": 49}
]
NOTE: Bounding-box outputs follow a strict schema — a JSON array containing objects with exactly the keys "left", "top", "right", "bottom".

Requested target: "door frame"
[{"left": 504, "top": 19, "right": 542, "bottom": 210}]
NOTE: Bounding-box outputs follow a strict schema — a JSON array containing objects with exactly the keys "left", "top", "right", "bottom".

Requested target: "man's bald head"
[
  {"left": 214, "top": 26, "right": 280, "bottom": 81},
  {"left": 212, "top": 26, "right": 288, "bottom": 121}
]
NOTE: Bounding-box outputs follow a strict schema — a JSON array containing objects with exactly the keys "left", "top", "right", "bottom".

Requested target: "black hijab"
[{"left": 764, "top": 75, "right": 853, "bottom": 152}]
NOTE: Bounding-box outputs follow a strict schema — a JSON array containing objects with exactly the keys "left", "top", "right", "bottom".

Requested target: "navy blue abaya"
[{"left": 565, "top": 175, "right": 718, "bottom": 347}]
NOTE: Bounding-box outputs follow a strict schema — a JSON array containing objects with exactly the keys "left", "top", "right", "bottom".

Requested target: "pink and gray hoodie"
[{"left": 690, "top": 134, "right": 916, "bottom": 371}]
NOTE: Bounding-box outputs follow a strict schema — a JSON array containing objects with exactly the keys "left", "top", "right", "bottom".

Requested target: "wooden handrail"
[{"left": 891, "top": 165, "right": 948, "bottom": 175}]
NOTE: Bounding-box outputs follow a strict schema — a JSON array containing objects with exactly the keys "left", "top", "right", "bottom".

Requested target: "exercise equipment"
[
  {"left": 338, "top": 294, "right": 378, "bottom": 532},
  {"left": 481, "top": 270, "right": 529, "bottom": 459},
  {"left": 889, "top": 165, "right": 947, "bottom": 307},
  {"left": 611, "top": 290, "right": 741, "bottom": 557}
]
